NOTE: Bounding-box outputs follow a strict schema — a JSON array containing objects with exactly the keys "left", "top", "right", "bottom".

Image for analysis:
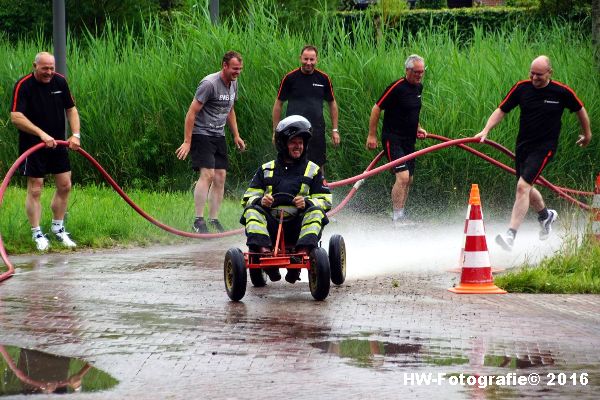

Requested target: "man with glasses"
[
  {"left": 475, "top": 55, "right": 592, "bottom": 250},
  {"left": 366, "top": 54, "right": 427, "bottom": 225}
]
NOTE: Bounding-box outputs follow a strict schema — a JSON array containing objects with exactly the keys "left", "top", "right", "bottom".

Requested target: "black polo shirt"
[
  {"left": 376, "top": 78, "right": 423, "bottom": 143},
  {"left": 11, "top": 72, "right": 75, "bottom": 152},
  {"left": 276, "top": 68, "right": 335, "bottom": 131},
  {"left": 499, "top": 80, "right": 583, "bottom": 152}
]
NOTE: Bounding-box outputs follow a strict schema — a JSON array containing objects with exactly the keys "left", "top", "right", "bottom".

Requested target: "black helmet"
[{"left": 275, "top": 115, "right": 312, "bottom": 156}]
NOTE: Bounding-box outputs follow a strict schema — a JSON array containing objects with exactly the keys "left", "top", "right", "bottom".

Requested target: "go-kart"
[{"left": 224, "top": 193, "right": 346, "bottom": 301}]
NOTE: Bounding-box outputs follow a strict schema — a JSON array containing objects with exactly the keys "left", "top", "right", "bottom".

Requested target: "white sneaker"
[
  {"left": 538, "top": 209, "right": 557, "bottom": 240},
  {"left": 393, "top": 216, "right": 416, "bottom": 227},
  {"left": 53, "top": 228, "right": 77, "bottom": 248},
  {"left": 495, "top": 233, "right": 514, "bottom": 251},
  {"left": 33, "top": 233, "right": 50, "bottom": 251}
]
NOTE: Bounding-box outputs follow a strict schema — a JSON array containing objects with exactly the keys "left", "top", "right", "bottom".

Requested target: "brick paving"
[{"left": 0, "top": 234, "right": 599, "bottom": 399}]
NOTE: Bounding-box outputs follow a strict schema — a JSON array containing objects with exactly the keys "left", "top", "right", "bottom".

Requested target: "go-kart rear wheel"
[
  {"left": 249, "top": 268, "right": 268, "bottom": 287},
  {"left": 308, "top": 247, "right": 330, "bottom": 301},
  {"left": 224, "top": 248, "right": 247, "bottom": 301},
  {"left": 328, "top": 234, "right": 346, "bottom": 285}
]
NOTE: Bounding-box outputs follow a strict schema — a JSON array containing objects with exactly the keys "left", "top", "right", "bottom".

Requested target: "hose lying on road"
[{"left": 0, "top": 137, "right": 594, "bottom": 282}]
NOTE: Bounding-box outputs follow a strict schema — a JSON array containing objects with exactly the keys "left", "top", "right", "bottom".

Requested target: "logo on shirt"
[
  {"left": 219, "top": 94, "right": 235, "bottom": 101},
  {"left": 312, "top": 83, "right": 324, "bottom": 87},
  {"left": 544, "top": 100, "right": 560, "bottom": 104},
  {"left": 51, "top": 91, "right": 62, "bottom": 95}
]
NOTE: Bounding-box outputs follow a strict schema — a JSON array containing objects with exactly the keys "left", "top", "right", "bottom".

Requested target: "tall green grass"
[{"left": 0, "top": 2, "right": 598, "bottom": 211}]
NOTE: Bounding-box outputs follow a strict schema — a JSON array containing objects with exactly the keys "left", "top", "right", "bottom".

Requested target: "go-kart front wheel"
[
  {"left": 328, "top": 234, "right": 346, "bottom": 285},
  {"left": 308, "top": 247, "right": 331, "bottom": 301},
  {"left": 224, "top": 248, "right": 247, "bottom": 301}
]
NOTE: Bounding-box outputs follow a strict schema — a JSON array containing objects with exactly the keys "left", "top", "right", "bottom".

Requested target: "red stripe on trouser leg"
[
  {"left": 460, "top": 267, "right": 493, "bottom": 284},
  {"left": 469, "top": 205, "right": 482, "bottom": 220},
  {"left": 464, "top": 235, "right": 488, "bottom": 251}
]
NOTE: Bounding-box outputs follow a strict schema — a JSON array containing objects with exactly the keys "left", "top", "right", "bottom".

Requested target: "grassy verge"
[
  {"left": 0, "top": 185, "right": 245, "bottom": 254},
  {"left": 495, "top": 236, "right": 600, "bottom": 294}
]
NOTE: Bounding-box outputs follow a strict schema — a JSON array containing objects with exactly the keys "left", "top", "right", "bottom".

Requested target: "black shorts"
[
  {"left": 306, "top": 127, "right": 326, "bottom": 166},
  {"left": 191, "top": 134, "right": 228, "bottom": 171},
  {"left": 515, "top": 147, "right": 554, "bottom": 185},
  {"left": 382, "top": 133, "right": 415, "bottom": 175},
  {"left": 19, "top": 146, "right": 71, "bottom": 178}
]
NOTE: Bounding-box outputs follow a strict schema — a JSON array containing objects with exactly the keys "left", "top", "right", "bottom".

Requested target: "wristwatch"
[
  {"left": 73, "top": 133, "right": 81, "bottom": 139},
  {"left": 332, "top": 129, "right": 338, "bottom": 132}
]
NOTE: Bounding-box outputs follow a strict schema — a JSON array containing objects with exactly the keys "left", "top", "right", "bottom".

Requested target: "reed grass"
[{"left": 0, "top": 1, "right": 597, "bottom": 210}]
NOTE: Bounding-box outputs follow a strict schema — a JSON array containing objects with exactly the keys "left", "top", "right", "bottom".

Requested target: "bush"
[
  {"left": 505, "top": 0, "right": 539, "bottom": 7},
  {"left": 417, "top": 0, "right": 448, "bottom": 9}
]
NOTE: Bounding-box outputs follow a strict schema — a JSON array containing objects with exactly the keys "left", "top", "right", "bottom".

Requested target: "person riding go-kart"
[{"left": 240, "top": 115, "right": 332, "bottom": 283}]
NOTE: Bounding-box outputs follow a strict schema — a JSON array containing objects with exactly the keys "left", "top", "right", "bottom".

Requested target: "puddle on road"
[
  {"left": 0, "top": 345, "right": 118, "bottom": 396},
  {"left": 311, "top": 337, "right": 561, "bottom": 370}
]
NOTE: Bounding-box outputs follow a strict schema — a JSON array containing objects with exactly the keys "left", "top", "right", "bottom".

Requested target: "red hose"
[
  {"left": 328, "top": 151, "right": 384, "bottom": 216},
  {"left": 426, "top": 134, "right": 594, "bottom": 198},
  {"left": 424, "top": 134, "right": 592, "bottom": 210},
  {"left": 0, "top": 142, "right": 367, "bottom": 281},
  {"left": 0, "top": 141, "right": 243, "bottom": 283},
  {"left": 1, "top": 136, "right": 594, "bottom": 282}
]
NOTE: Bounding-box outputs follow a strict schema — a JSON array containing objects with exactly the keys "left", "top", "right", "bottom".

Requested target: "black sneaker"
[
  {"left": 209, "top": 219, "right": 225, "bottom": 232},
  {"left": 264, "top": 268, "right": 281, "bottom": 282},
  {"left": 193, "top": 218, "right": 208, "bottom": 233},
  {"left": 285, "top": 269, "right": 301, "bottom": 284}
]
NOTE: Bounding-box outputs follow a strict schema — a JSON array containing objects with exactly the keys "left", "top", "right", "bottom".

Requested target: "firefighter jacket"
[{"left": 241, "top": 156, "right": 332, "bottom": 212}]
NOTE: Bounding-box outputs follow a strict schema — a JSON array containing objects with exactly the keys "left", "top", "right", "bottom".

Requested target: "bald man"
[
  {"left": 475, "top": 55, "right": 592, "bottom": 250},
  {"left": 10, "top": 52, "right": 81, "bottom": 251}
]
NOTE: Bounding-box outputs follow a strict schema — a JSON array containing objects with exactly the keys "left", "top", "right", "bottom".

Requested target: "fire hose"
[{"left": 0, "top": 137, "right": 593, "bottom": 282}]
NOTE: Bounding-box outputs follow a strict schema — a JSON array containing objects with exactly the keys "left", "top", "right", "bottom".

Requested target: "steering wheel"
[
  {"left": 268, "top": 193, "right": 298, "bottom": 220},
  {"left": 270, "top": 192, "right": 296, "bottom": 208}
]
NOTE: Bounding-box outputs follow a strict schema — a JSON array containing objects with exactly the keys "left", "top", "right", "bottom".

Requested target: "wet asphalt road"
[{"left": 1, "top": 222, "right": 599, "bottom": 399}]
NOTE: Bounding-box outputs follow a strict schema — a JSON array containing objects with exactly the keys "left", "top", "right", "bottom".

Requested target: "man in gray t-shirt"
[{"left": 176, "top": 51, "right": 246, "bottom": 233}]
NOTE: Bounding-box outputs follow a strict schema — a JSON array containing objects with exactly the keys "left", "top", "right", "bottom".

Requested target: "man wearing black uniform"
[
  {"left": 272, "top": 45, "right": 340, "bottom": 169},
  {"left": 476, "top": 55, "right": 592, "bottom": 250},
  {"left": 366, "top": 54, "right": 427, "bottom": 224},
  {"left": 10, "top": 52, "right": 81, "bottom": 251}
]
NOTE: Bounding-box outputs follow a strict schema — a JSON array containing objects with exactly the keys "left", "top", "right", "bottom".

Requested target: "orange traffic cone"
[
  {"left": 592, "top": 173, "right": 600, "bottom": 243},
  {"left": 449, "top": 186, "right": 503, "bottom": 273},
  {"left": 449, "top": 184, "right": 506, "bottom": 294}
]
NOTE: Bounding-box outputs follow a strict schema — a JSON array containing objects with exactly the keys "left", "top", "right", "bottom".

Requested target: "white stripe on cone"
[
  {"left": 463, "top": 251, "right": 491, "bottom": 268},
  {"left": 466, "top": 220, "right": 485, "bottom": 236}
]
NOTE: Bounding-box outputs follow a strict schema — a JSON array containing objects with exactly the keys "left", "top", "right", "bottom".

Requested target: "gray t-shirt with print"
[{"left": 192, "top": 71, "right": 237, "bottom": 137}]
